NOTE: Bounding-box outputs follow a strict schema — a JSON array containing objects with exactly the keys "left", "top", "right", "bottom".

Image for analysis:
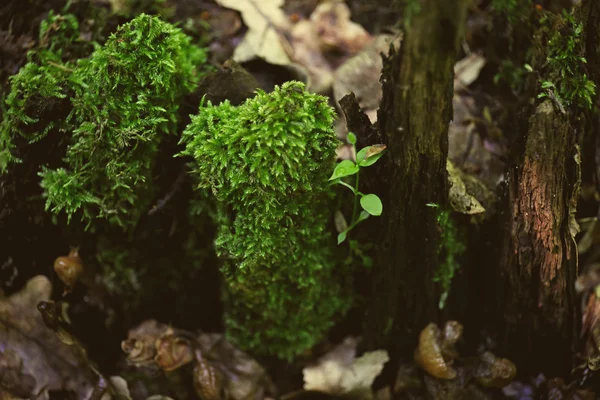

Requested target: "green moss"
[
  {"left": 1, "top": 13, "right": 208, "bottom": 229},
  {"left": 0, "top": 11, "right": 82, "bottom": 170},
  {"left": 428, "top": 204, "right": 465, "bottom": 310},
  {"left": 491, "top": 0, "right": 531, "bottom": 24},
  {"left": 179, "top": 81, "right": 349, "bottom": 359},
  {"left": 538, "top": 10, "right": 596, "bottom": 110}
]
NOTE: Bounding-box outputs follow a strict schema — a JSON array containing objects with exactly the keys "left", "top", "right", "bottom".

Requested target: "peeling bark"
[
  {"left": 499, "top": 101, "right": 580, "bottom": 376},
  {"left": 495, "top": 0, "right": 600, "bottom": 376}
]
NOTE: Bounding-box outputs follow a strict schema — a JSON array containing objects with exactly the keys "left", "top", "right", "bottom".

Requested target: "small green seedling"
[{"left": 330, "top": 132, "right": 386, "bottom": 244}]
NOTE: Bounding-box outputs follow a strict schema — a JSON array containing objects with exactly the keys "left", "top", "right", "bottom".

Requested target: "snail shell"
[
  {"left": 194, "top": 349, "right": 226, "bottom": 400},
  {"left": 54, "top": 247, "right": 83, "bottom": 294},
  {"left": 414, "top": 322, "right": 461, "bottom": 379}
]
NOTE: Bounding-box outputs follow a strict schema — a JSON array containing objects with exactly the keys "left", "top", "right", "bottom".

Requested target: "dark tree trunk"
[
  {"left": 493, "top": 0, "right": 600, "bottom": 377},
  {"left": 362, "top": 0, "right": 469, "bottom": 358}
]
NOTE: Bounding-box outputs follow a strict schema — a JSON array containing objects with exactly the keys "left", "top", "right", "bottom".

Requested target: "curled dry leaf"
[
  {"left": 54, "top": 247, "right": 84, "bottom": 295},
  {"left": 123, "top": 321, "right": 274, "bottom": 400},
  {"left": 414, "top": 321, "right": 463, "bottom": 380},
  {"left": 154, "top": 328, "right": 194, "bottom": 372},
  {"left": 122, "top": 320, "right": 168, "bottom": 368},
  {"left": 0, "top": 276, "right": 95, "bottom": 399},
  {"left": 303, "top": 336, "right": 389, "bottom": 398},
  {"left": 193, "top": 348, "right": 226, "bottom": 400},
  {"left": 447, "top": 160, "right": 486, "bottom": 215},
  {"left": 196, "top": 333, "right": 275, "bottom": 400},
  {"left": 474, "top": 352, "right": 516, "bottom": 388}
]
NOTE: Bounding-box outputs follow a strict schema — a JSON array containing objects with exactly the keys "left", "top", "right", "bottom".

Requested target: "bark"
[
  {"left": 498, "top": 101, "right": 580, "bottom": 376},
  {"left": 494, "top": 0, "right": 600, "bottom": 376},
  {"left": 362, "top": 0, "right": 469, "bottom": 358}
]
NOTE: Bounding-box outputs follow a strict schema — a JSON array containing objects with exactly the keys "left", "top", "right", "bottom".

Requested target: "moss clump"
[
  {"left": 179, "top": 81, "right": 349, "bottom": 359},
  {"left": 1, "top": 13, "right": 207, "bottom": 230},
  {"left": 491, "top": 0, "right": 531, "bottom": 23},
  {"left": 538, "top": 10, "right": 596, "bottom": 110},
  {"left": 0, "top": 11, "right": 83, "bottom": 170}
]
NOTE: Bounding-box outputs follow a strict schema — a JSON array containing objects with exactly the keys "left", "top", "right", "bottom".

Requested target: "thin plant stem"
[{"left": 352, "top": 170, "right": 359, "bottom": 224}]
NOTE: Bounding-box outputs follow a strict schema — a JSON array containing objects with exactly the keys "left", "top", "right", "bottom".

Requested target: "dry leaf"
[
  {"left": 291, "top": 2, "right": 374, "bottom": 93},
  {"left": 454, "top": 54, "right": 486, "bottom": 89},
  {"left": 447, "top": 160, "right": 485, "bottom": 215},
  {"left": 215, "top": 0, "right": 292, "bottom": 65},
  {"left": 0, "top": 276, "right": 95, "bottom": 399},
  {"left": 196, "top": 333, "right": 275, "bottom": 400},
  {"left": 100, "top": 376, "right": 131, "bottom": 400},
  {"left": 124, "top": 321, "right": 273, "bottom": 400},
  {"left": 303, "top": 337, "right": 388, "bottom": 399},
  {"left": 289, "top": 19, "right": 333, "bottom": 92},
  {"left": 154, "top": 328, "right": 194, "bottom": 372},
  {"left": 333, "top": 35, "right": 400, "bottom": 121},
  {"left": 309, "top": 2, "right": 371, "bottom": 54}
]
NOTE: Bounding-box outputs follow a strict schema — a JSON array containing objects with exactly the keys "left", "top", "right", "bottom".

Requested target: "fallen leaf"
[
  {"left": 123, "top": 321, "right": 274, "bottom": 400},
  {"left": 0, "top": 276, "right": 95, "bottom": 399},
  {"left": 454, "top": 54, "right": 486, "bottom": 89},
  {"left": 196, "top": 333, "right": 275, "bottom": 400},
  {"left": 333, "top": 35, "right": 400, "bottom": 121},
  {"left": 291, "top": 2, "right": 374, "bottom": 93},
  {"left": 303, "top": 337, "right": 388, "bottom": 399},
  {"left": 289, "top": 18, "right": 333, "bottom": 92},
  {"left": 215, "top": 0, "right": 292, "bottom": 65},
  {"left": 100, "top": 376, "right": 131, "bottom": 400},
  {"left": 447, "top": 160, "right": 486, "bottom": 215},
  {"left": 309, "top": 2, "right": 372, "bottom": 54}
]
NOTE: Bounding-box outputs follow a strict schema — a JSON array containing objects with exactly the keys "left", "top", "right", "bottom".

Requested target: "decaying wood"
[
  {"left": 362, "top": 0, "right": 469, "bottom": 359},
  {"left": 494, "top": 0, "right": 600, "bottom": 376}
]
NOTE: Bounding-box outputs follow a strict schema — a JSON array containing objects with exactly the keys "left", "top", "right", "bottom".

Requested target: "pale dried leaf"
[
  {"left": 289, "top": 19, "right": 333, "bottom": 92},
  {"left": 454, "top": 54, "right": 486, "bottom": 89},
  {"left": 216, "top": 0, "right": 292, "bottom": 65},
  {"left": 303, "top": 337, "right": 388, "bottom": 397},
  {"left": 100, "top": 376, "right": 131, "bottom": 400},
  {"left": 310, "top": 2, "right": 371, "bottom": 53},
  {"left": 339, "top": 350, "right": 389, "bottom": 393},
  {"left": 0, "top": 276, "right": 95, "bottom": 400}
]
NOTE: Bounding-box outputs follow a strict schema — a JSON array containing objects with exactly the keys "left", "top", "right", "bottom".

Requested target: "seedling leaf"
[
  {"left": 329, "top": 160, "right": 359, "bottom": 180},
  {"left": 360, "top": 194, "right": 382, "bottom": 216}
]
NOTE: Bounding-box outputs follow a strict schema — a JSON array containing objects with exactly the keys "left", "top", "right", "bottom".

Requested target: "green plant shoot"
[{"left": 330, "top": 132, "right": 386, "bottom": 244}]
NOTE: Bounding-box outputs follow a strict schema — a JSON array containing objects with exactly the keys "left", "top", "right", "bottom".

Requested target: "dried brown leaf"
[
  {"left": 0, "top": 276, "right": 95, "bottom": 399},
  {"left": 196, "top": 333, "right": 274, "bottom": 400}
]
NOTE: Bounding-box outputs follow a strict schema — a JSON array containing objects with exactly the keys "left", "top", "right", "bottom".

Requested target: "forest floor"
[{"left": 1, "top": 0, "right": 599, "bottom": 399}]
